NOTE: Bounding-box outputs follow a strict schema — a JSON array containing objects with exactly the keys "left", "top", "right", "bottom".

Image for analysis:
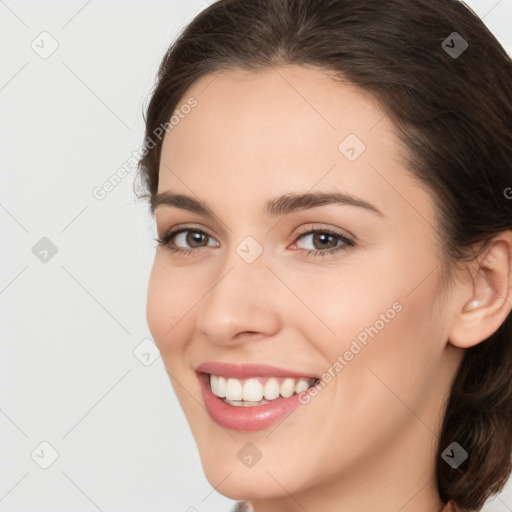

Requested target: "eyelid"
[
  {"left": 292, "top": 222, "right": 356, "bottom": 243},
  {"left": 157, "top": 222, "right": 215, "bottom": 239}
]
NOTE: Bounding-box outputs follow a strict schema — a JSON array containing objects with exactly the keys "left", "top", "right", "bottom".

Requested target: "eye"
[
  {"left": 292, "top": 227, "right": 355, "bottom": 258},
  {"left": 155, "top": 225, "right": 219, "bottom": 256}
]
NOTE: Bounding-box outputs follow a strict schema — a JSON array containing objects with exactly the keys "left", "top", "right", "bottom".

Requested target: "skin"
[{"left": 146, "top": 65, "right": 512, "bottom": 512}]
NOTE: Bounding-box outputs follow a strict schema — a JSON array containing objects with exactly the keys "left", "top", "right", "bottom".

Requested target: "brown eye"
[
  {"left": 293, "top": 229, "right": 355, "bottom": 259},
  {"left": 311, "top": 232, "right": 341, "bottom": 250},
  {"left": 183, "top": 231, "right": 209, "bottom": 247}
]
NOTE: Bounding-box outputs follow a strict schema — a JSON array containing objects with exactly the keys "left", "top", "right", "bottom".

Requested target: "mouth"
[{"left": 194, "top": 362, "right": 322, "bottom": 431}]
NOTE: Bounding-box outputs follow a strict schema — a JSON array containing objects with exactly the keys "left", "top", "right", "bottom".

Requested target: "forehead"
[
  {"left": 163, "top": 65, "right": 385, "bottom": 161},
  {"left": 157, "top": 65, "right": 433, "bottom": 225}
]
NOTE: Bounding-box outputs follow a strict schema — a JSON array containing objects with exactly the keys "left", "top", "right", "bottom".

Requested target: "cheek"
[
  {"left": 317, "top": 260, "right": 444, "bottom": 433},
  {"left": 273, "top": 251, "right": 404, "bottom": 351},
  {"left": 146, "top": 257, "right": 205, "bottom": 417},
  {"left": 146, "top": 255, "right": 197, "bottom": 355}
]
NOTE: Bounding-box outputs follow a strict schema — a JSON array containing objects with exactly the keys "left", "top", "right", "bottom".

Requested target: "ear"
[{"left": 448, "top": 232, "right": 512, "bottom": 349}]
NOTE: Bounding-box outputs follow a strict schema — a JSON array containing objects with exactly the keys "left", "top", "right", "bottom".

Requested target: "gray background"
[{"left": 1, "top": 1, "right": 511, "bottom": 511}]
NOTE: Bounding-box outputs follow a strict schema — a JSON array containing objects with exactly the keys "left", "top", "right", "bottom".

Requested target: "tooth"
[
  {"left": 243, "top": 378, "right": 264, "bottom": 401},
  {"left": 224, "top": 398, "right": 270, "bottom": 407},
  {"left": 243, "top": 400, "right": 265, "bottom": 407},
  {"left": 210, "top": 375, "right": 220, "bottom": 396},
  {"left": 263, "top": 377, "right": 280, "bottom": 400},
  {"left": 295, "top": 378, "right": 310, "bottom": 394},
  {"left": 225, "top": 399, "right": 245, "bottom": 407},
  {"left": 280, "top": 378, "right": 295, "bottom": 398},
  {"left": 226, "top": 378, "right": 243, "bottom": 400},
  {"left": 217, "top": 376, "right": 227, "bottom": 397}
]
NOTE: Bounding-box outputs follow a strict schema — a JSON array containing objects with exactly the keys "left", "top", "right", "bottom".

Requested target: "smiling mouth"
[{"left": 207, "top": 374, "right": 320, "bottom": 407}]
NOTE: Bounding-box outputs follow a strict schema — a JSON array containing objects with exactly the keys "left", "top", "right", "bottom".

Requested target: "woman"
[{"left": 136, "top": 0, "right": 512, "bottom": 510}]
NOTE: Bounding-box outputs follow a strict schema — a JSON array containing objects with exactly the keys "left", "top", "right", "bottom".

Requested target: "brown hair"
[{"left": 136, "top": 1, "right": 512, "bottom": 509}]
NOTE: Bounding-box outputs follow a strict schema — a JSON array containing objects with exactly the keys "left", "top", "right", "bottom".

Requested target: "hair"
[{"left": 136, "top": 0, "right": 512, "bottom": 510}]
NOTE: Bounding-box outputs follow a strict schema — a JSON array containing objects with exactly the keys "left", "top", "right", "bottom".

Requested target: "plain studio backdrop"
[{"left": 1, "top": 1, "right": 511, "bottom": 511}]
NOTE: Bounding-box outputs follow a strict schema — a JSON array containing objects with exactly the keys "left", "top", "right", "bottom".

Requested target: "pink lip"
[
  {"left": 197, "top": 372, "right": 309, "bottom": 432},
  {"left": 195, "top": 361, "right": 318, "bottom": 380}
]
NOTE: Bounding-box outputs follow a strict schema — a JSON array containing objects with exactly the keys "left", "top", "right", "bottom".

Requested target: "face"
[{"left": 146, "top": 65, "right": 463, "bottom": 506}]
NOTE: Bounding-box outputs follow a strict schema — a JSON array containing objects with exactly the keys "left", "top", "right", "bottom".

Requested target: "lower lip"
[{"left": 198, "top": 373, "right": 306, "bottom": 432}]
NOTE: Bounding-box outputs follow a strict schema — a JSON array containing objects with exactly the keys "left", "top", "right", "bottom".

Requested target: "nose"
[{"left": 195, "top": 243, "right": 282, "bottom": 347}]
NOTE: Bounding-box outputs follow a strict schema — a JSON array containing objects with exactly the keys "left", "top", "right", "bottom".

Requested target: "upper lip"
[{"left": 195, "top": 361, "right": 319, "bottom": 380}]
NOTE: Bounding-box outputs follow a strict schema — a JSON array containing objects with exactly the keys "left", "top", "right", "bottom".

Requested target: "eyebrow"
[{"left": 151, "top": 190, "right": 384, "bottom": 218}]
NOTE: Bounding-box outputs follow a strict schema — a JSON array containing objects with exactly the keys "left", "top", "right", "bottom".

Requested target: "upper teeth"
[{"left": 209, "top": 374, "right": 317, "bottom": 402}]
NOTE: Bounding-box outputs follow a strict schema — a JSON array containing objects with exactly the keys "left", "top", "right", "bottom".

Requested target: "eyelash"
[{"left": 155, "top": 225, "right": 355, "bottom": 259}]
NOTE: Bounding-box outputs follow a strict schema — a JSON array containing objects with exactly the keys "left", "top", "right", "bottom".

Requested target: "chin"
[
  {"left": 198, "top": 447, "right": 313, "bottom": 502},
  {"left": 202, "top": 469, "right": 288, "bottom": 501}
]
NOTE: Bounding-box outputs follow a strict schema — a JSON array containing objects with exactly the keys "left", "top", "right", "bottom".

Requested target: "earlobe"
[{"left": 448, "top": 233, "right": 512, "bottom": 349}]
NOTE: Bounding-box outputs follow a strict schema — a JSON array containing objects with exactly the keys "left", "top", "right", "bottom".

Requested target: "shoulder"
[{"left": 230, "top": 501, "right": 254, "bottom": 512}]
